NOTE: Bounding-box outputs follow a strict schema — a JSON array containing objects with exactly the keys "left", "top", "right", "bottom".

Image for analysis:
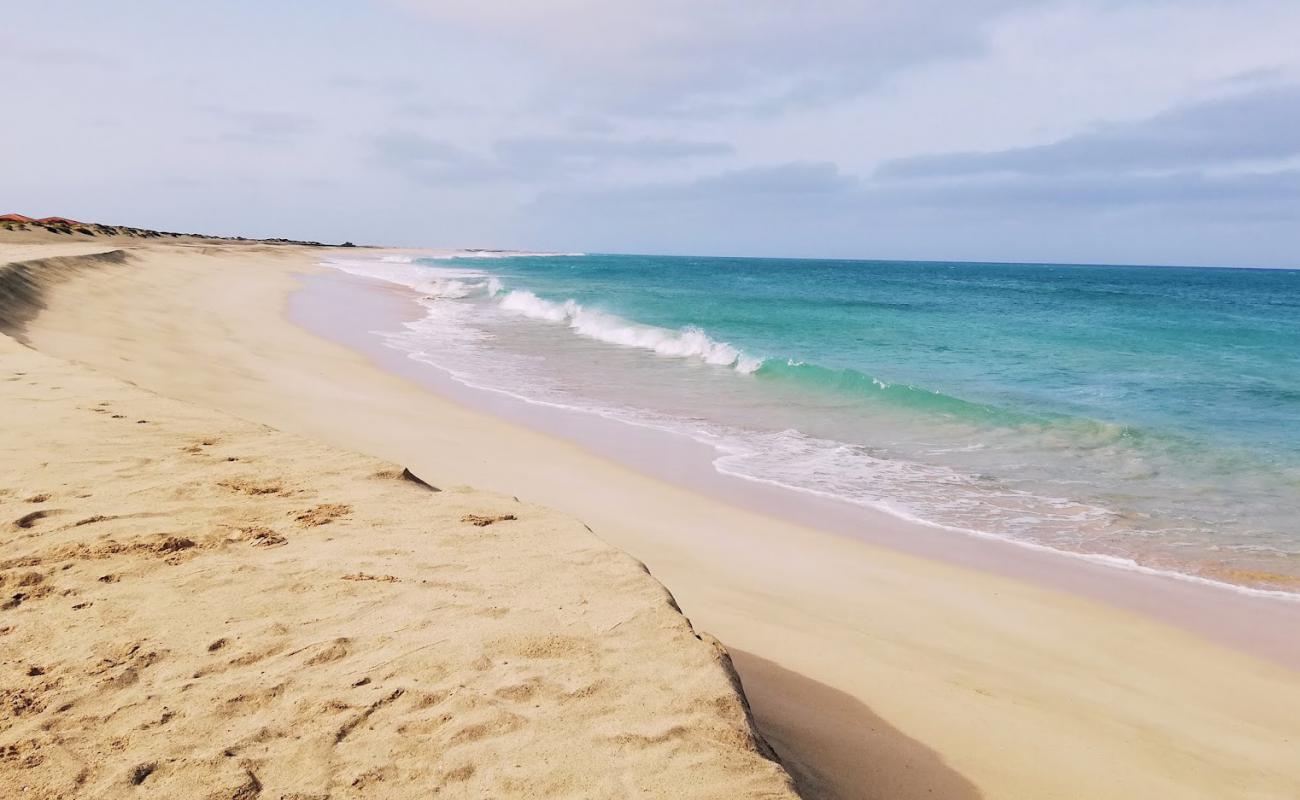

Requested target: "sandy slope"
[
  {"left": 7, "top": 231, "right": 1300, "bottom": 799},
  {"left": 0, "top": 244, "right": 796, "bottom": 797}
]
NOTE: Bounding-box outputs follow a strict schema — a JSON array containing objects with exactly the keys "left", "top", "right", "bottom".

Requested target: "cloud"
[
  {"left": 689, "top": 162, "right": 856, "bottom": 196},
  {"left": 523, "top": 162, "right": 855, "bottom": 224},
  {"left": 534, "top": 157, "right": 1300, "bottom": 223},
  {"left": 370, "top": 130, "right": 734, "bottom": 183},
  {"left": 387, "top": 0, "right": 1032, "bottom": 116},
  {"left": 519, "top": 162, "right": 863, "bottom": 255},
  {"left": 886, "top": 169, "right": 1300, "bottom": 220},
  {"left": 214, "top": 110, "right": 314, "bottom": 145},
  {"left": 6, "top": 1, "right": 1300, "bottom": 266},
  {"left": 878, "top": 85, "right": 1300, "bottom": 178},
  {"left": 492, "top": 134, "right": 732, "bottom": 172},
  {"left": 371, "top": 131, "right": 476, "bottom": 168},
  {"left": 326, "top": 74, "right": 421, "bottom": 97},
  {"left": 0, "top": 33, "right": 118, "bottom": 68},
  {"left": 518, "top": 153, "right": 1300, "bottom": 264}
]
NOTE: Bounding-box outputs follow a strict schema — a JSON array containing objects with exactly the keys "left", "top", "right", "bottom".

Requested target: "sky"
[{"left": 3, "top": 1, "right": 1299, "bottom": 267}]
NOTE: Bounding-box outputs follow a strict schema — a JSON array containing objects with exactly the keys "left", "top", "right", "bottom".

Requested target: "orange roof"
[{"left": 0, "top": 213, "right": 35, "bottom": 223}]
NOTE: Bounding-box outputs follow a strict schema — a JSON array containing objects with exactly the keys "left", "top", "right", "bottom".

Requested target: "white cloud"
[
  {"left": 735, "top": 0, "right": 1300, "bottom": 170},
  {"left": 3, "top": 1, "right": 1300, "bottom": 264},
  {"left": 386, "top": 0, "right": 1031, "bottom": 115}
]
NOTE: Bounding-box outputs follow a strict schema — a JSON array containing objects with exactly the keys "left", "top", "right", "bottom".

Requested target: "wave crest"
[{"left": 498, "top": 290, "right": 762, "bottom": 372}]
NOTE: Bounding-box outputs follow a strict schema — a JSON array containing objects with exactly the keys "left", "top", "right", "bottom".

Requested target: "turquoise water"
[{"left": 330, "top": 253, "right": 1300, "bottom": 594}]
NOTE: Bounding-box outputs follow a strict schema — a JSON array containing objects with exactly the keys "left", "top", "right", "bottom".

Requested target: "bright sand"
[
  {"left": 6, "top": 232, "right": 1300, "bottom": 798},
  {"left": 0, "top": 237, "right": 795, "bottom": 798}
]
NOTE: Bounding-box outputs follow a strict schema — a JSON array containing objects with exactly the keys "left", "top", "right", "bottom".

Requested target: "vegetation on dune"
[{"left": 0, "top": 213, "right": 359, "bottom": 247}]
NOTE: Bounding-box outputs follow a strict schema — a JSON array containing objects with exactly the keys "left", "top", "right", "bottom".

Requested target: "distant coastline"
[{"left": 0, "top": 211, "right": 359, "bottom": 248}]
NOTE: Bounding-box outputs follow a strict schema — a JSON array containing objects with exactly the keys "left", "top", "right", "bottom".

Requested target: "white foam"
[
  {"left": 323, "top": 257, "right": 492, "bottom": 294},
  {"left": 323, "top": 255, "right": 1300, "bottom": 604},
  {"left": 422, "top": 250, "right": 585, "bottom": 260},
  {"left": 325, "top": 255, "right": 760, "bottom": 373},
  {"left": 709, "top": 430, "right": 1300, "bottom": 603},
  {"left": 416, "top": 278, "right": 491, "bottom": 300},
  {"left": 498, "top": 290, "right": 573, "bottom": 323},
  {"left": 497, "top": 290, "right": 761, "bottom": 372}
]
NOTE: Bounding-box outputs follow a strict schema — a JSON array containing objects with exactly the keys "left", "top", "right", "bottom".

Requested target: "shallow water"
[{"left": 327, "top": 252, "right": 1300, "bottom": 595}]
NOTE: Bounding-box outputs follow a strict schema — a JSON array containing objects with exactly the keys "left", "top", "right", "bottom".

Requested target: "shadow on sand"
[{"left": 730, "top": 650, "right": 982, "bottom": 800}]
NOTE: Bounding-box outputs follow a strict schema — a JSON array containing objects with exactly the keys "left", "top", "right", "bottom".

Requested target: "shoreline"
[
  {"left": 294, "top": 263, "right": 1300, "bottom": 670},
  {"left": 0, "top": 237, "right": 799, "bottom": 798},
  {"left": 12, "top": 236, "right": 1300, "bottom": 799},
  {"left": 316, "top": 253, "right": 1300, "bottom": 602},
  {"left": 0, "top": 351, "right": 798, "bottom": 797}
]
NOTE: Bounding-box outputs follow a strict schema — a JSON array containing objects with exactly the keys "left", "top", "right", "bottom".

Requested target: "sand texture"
[
  {"left": 0, "top": 244, "right": 796, "bottom": 797},
  {"left": 6, "top": 230, "right": 1300, "bottom": 800}
]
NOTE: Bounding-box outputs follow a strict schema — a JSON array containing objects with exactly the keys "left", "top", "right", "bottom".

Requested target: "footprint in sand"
[
  {"left": 305, "top": 637, "right": 351, "bottom": 666},
  {"left": 295, "top": 503, "right": 351, "bottom": 527},
  {"left": 182, "top": 437, "right": 221, "bottom": 455},
  {"left": 461, "top": 513, "right": 517, "bottom": 527},
  {"left": 129, "top": 762, "right": 157, "bottom": 785},
  {"left": 219, "top": 478, "right": 288, "bottom": 496},
  {"left": 341, "top": 573, "right": 399, "bottom": 583},
  {"left": 333, "top": 689, "right": 406, "bottom": 745},
  {"left": 236, "top": 526, "right": 286, "bottom": 548},
  {"left": 14, "top": 510, "right": 57, "bottom": 529}
]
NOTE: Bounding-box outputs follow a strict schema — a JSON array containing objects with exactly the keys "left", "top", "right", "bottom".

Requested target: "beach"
[
  {"left": 5, "top": 230, "right": 1300, "bottom": 798},
  {"left": 0, "top": 235, "right": 795, "bottom": 798}
]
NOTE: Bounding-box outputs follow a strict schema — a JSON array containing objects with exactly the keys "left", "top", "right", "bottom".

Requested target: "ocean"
[{"left": 327, "top": 252, "right": 1300, "bottom": 596}]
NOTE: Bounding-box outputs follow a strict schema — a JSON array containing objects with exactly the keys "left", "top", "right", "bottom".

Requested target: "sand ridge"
[
  {"left": 0, "top": 291, "right": 797, "bottom": 796},
  {"left": 7, "top": 231, "right": 1300, "bottom": 799}
]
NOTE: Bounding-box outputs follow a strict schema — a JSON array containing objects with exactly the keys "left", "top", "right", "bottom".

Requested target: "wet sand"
[
  {"left": 11, "top": 233, "right": 1300, "bottom": 799},
  {"left": 294, "top": 267, "right": 1300, "bottom": 669},
  {"left": 1, "top": 236, "right": 797, "bottom": 798}
]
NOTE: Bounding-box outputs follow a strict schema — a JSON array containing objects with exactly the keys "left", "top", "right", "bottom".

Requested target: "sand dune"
[{"left": 1, "top": 242, "right": 796, "bottom": 797}]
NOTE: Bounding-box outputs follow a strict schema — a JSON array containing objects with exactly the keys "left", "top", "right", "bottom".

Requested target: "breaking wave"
[
  {"left": 316, "top": 252, "right": 1300, "bottom": 600},
  {"left": 324, "top": 255, "right": 761, "bottom": 372},
  {"left": 498, "top": 290, "right": 763, "bottom": 372}
]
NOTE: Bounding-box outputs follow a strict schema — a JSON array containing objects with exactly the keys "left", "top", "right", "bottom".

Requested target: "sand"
[
  {"left": 0, "top": 238, "right": 796, "bottom": 798},
  {"left": 5, "top": 230, "right": 1300, "bottom": 799}
]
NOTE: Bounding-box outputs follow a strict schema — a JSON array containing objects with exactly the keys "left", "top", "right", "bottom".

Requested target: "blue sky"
[{"left": 3, "top": 1, "right": 1299, "bottom": 267}]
